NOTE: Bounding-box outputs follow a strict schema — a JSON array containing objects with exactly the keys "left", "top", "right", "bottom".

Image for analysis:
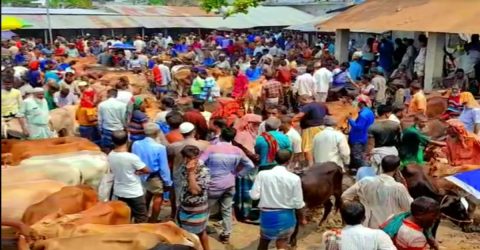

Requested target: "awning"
[
  {"left": 317, "top": 0, "right": 480, "bottom": 34},
  {"left": 14, "top": 15, "right": 140, "bottom": 29},
  {"left": 284, "top": 14, "right": 337, "bottom": 32}
]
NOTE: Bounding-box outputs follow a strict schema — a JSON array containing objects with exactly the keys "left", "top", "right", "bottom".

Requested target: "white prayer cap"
[
  {"left": 31, "top": 87, "right": 44, "bottom": 94},
  {"left": 179, "top": 122, "right": 195, "bottom": 134}
]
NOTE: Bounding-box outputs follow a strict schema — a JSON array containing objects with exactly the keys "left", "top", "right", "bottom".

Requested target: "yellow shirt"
[
  {"left": 1, "top": 88, "right": 22, "bottom": 117},
  {"left": 408, "top": 91, "right": 427, "bottom": 115}
]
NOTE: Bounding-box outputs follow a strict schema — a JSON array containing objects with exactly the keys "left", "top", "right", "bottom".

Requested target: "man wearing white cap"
[
  {"left": 16, "top": 87, "right": 53, "bottom": 139},
  {"left": 167, "top": 122, "right": 209, "bottom": 217}
]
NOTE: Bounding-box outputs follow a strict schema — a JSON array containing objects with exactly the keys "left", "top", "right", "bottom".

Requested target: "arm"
[
  {"left": 159, "top": 148, "right": 173, "bottom": 187},
  {"left": 187, "top": 171, "right": 202, "bottom": 195},
  {"left": 396, "top": 185, "right": 414, "bottom": 211},
  {"left": 249, "top": 173, "right": 262, "bottom": 200},
  {"left": 376, "top": 231, "right": 397, "bottom": 250},
  {"left": 348, "top": 114, "right": 367, "bottom": 130},
  {"left": 341, "top": 181, "right": 361, "bottom": 202},
  {"left": 338, "top": 134, "right": 351, "bottom": 166},
  {"left": 292, "top": 177, "right": 306, "bottom": 209},
  {"left": 132, "top": 154, "right": 150, "bottom": 175},
  {"left": 473, "top": 110, "right": 480, "bottom": 135},
  {"left": 236, "top": 151, "right": 256, "bottom": 177}
]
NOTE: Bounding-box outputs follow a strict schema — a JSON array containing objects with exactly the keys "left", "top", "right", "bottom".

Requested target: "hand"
[
  {"left": 427, "top": 238, "right": 439, "bottom": 250},
  {"left": 186, "top": 159, "right": 198, "bottom": 173}
]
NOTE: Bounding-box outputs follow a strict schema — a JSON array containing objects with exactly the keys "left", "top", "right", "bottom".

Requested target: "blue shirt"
[
  {"left": 44, "top": 71, "right": 60, "bottom": 83},
  {"left": 14, "top": 54, "right": 26, "bottom": 65},
  {"left": 255, "top": 131, "right": 292, "bottom": 167},
  {"left": 132, "top": 137, "right": 172, "bottom": 186},
  {"left": 203, "top": 57, "right": 215, "bottom": 67},
  {"left": 348, "top": 60, "right": 363, "bottom": 81},
  {"left": 246, "top": 67, "right": 262, "bottom": 81},
  {"left": 27, "top": 70, "right": 42, "bottom": 88},
  {"left": 459, "top": 107, "right": 480, "bottom": 132},
  {"left": 348, "top": 107, "right": 375, "bottom": 144}
]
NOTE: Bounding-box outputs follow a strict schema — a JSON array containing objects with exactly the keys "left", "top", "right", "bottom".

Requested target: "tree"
[
  {"left": 48, "top": 0, "right": 93, "bottom": 8},
  {"left": 2, "top": 0, "right": 39, "bottom": 7},
  {"left": 199, "top": 0, "right": 266, "bottom": 17}
]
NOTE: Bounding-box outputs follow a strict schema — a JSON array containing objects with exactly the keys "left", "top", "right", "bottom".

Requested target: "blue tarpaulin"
[
  {"left": 445, "top": 169, "right": 480, "bottom": 200},
  {"left": 1, "top": 30, "right": 17, "bottom": 40},
  {"left": 109, "top": 43, "right": 135, "bottom": 50}
]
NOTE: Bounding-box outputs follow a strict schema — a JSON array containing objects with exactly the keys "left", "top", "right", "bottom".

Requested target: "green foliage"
[
  {"left": 2, "top": 0, "right": 39, "bottom": 7},
  {"left": 148, "top": 0, "right": 166, "bottom": 5},
  {"left": 199, "top": 0, "right": 265, "bottom": 17},
  {"left": 48, "top": 0, "right": 93, "bottom": 8}
]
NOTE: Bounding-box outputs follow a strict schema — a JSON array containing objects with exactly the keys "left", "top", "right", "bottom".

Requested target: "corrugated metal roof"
[
  {"left": 284, "top": 14, "right": 337, "bottom": 32},
  {"left": 15, "top": 15, "right": 140, "bottom": 29},
  {"left": 2, "top": 7, "right": 116, "bottom": 15},
  {"left": 105, "top": 5, "right": 216, "bottom": 17},
  {"left": 317, "top": 0, "right": 480, "bottom": 34}
]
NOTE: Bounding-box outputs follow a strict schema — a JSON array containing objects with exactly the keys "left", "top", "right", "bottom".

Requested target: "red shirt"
[
  {"left": 232, "top": 73, "right": 249, "bottom": 99},
  {"left": 183, "top": 110, "right": 209, "bottom": 140},
  {"left": 152, "top": 66, "right": 163, "bottom": 86},
  {"left": 54, "top": 47, "right": 65, "bottom": 56}
]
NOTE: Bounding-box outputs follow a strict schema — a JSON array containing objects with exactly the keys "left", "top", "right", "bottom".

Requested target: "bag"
[
  {"left": 98, "top": 171, "right": 114, "bottom": 202},
  {"left": 211, "top": 99, "right": 242, "bottom": 126}
]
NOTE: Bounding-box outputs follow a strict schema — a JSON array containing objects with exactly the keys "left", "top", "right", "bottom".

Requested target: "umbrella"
[
  {"left": 109, "top": 43, "right": 136, "bottom": 50},
  {"left": 2, "top": 16, "right": 32, "bottom": 31},
  {"left": 1, "top": 30, "right": 18, "bottom": 41}
]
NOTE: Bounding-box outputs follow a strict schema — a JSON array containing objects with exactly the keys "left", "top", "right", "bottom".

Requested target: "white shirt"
[
  {"left": 286, "top": 128, "right": 302, "bottom": 154},
  {"left": 388, "top": 114, "right": 401, "bottom": 124},
  {"left": 159, "top": 64, "right": 172, "bottom": 86},
  {"left": 293, "top": 73, "right": 316, "bottom": 96},
  {"left": 372, "top": 75, "right": 387, "bottom": 104},
  {"left": 312, "top": 127, "right": 350, "bottom": 169},
  {"left": 339, "top": 224, "right": 396, "bottom": 250},
  {"left": 342, "top": 174, "right": 413, "bottom": 228},
  {"left": 133, "top": 39, "right": 146, "bottom": 53},
  {"left": 313, "top": 67, "right": 333, "bottom": 93},
  {"left": 250, "top": 165, "right": 305, "bottom": 209},
  {"left": 108, "top": 151, "right": 146, "bottom": 198},
  {"left": 116, "top": 90, "right": 133, "bottom": 105},
  {"left": 98, "top": 97, "right": 127, "bottom": 131}
]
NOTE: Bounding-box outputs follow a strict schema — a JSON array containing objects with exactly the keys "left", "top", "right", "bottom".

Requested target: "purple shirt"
[{"left": 199, "top": 142, "right": 255, "bottom": 191}]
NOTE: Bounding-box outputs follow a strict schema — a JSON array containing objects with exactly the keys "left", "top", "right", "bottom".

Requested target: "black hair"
[
  {"left": 275, "top": 149, "right": 292, "bottom": 165},
  {"left": 212, "top": 118, "right": 227, "bottom": 130},
  {"left": 341, "top": 62, "right": 350, "bottom": 68},
  {"left": 340, "top": 201, "right": 366, "bottom": 225},
  {"left": 411, "top": 196, "right": 440, "bottom": 216},
  {"left": 181, "top": 145, "right": 200, "bottom": 158},
  {"left": 377, "top": 105, "right": 393, "bottom": 117},
  {"left": 455, "top": 68, "right": 464, "bottom": 74},
  {"left": 111, "top": 130, "right": 128, "bottom": 147},
  {"left": 1, "top": 70, "right": 14, "bottom": 83},
  {"left": 166, "top": 111, "right": 184, "bottom": 129},
  {"left": 381, "top": 155, "right": 401, "bottom": 173},
  {"left": 220, "top": 127, "right": 237, "bottom": 142},
  {"left": 192, "top": 99, "right": 205, "bottom": 110},
  {"left": 161, "top": 97, "right": 175, "bottom": 109},
  {"left": 107, "top": 88, "right": 118, "bottom": 98}
]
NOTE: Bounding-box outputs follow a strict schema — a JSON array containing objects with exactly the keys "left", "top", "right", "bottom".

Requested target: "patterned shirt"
[
  {"left": 179, "top": 164, "right": 210, "bottom": 208},
  {"left": 199, "top": 142, "right": 255, "bottom": 191},
  {"left": 262, "top": 79, "right": 283, "bottom": 99}
]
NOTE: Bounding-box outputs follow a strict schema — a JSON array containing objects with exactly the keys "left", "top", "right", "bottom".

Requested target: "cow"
[
  {"left": 1, "top": 180, "right": 66, "bottom": 222},
  {"left": 401, "top": 164, "right": 473, "bottom": 235},
  {"left": 1, "top": 162, "right": 82, "bottom": 186},
  {"left": 25, "top": 201, "right": 131, "bottom": 240},
  {"left": 69, "top": 221, "right": 201, "bottom": 249},
  {"left": 171, "top": 65, "right": 192, "bottom": 96},
  {"left": 426, "top": 95, "right": 448, "bottom": 118},
  {"left": 290, "top": 162, "right": 344, "bottom": 247},
  {"left": 22, "top": 185, "right": 98, "bottom": 225}
]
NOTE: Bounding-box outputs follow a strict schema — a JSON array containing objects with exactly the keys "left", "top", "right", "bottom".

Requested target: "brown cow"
[
  {"left": 426, "top": 95, "right": 448, "bottom": 118},
  {"left": 70, "top": 221, "right": 201, "bottom": 249},
  {"left": 290, "top": 162, "right": 343, "bottom": 247},
  {"left": 27, "top": 201, "right": 131, "bottom": 240},
  {"left": 22, "top": 185, "right": 98, "bottom": 225}
]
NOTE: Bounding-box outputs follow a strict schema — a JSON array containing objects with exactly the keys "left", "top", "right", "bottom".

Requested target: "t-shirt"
[
  {"left": 299, "top": 102, "right": 328, "bottom": 129},
  {"left": 108, "top": 151, "right": 146, "bottom": 198},
  {"left": 368, "top": 120, "right": 401, "bottom": 147},
  {"left": 191, "top": 77, "right": 205, "bottom": 96},
  {"left": 286, "top": 128, "right": 302, "bottom": 154}
]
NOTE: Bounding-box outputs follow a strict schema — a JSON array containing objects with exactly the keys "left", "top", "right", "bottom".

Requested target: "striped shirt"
[{"left": 199, "top": 141, "right": 255, "bottom": 191}]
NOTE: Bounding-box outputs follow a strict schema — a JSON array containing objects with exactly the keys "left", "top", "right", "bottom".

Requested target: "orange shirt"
[
  {"left": 76, "top": 107, "right": 97, "bottom": 126},
  {"left": 408, "top": 91, "right": 427, "bottom": 115}
]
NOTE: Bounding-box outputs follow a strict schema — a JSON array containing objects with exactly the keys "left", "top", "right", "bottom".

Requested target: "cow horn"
[{"left": 1, "top": 220, "right": 32, "bottom": 237}]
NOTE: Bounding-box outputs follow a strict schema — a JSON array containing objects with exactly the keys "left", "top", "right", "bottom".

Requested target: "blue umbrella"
[
  {"left": 109, "top": 43, "right": 135, "bottom": 50},
  {"left": 1, "top": 30, "right": 17, "bottom": 40}
]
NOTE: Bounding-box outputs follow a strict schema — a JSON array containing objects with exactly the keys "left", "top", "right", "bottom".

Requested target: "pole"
[
  {"left": 111, "top": 29, "right": 114, "bottom": 37},
  {"left": 141, "top": 27, "right": 145, "bottom": 38},
  {"left": 46, "top": 0, "right": 53, "bottom": 45},
  {"left": 44, "top": 29, "right": 48, "bottom": 45}
]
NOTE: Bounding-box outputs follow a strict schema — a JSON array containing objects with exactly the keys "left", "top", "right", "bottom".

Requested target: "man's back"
[
  {"left": 339, "top": 225, "right": 396, "bottom": 250},
  {"left": 368, "top": 120, "right": 401, "bottom": 147},
  {"left": 98, "top": 98, "right": 126, "bottom": 131},
  {"left": 313, "top": 67, "right": 333, "bottom": 93},
  {"left": 108, "top": 151, "right": 145, "bottom": 198},
  {"left": 313, "top": 127, "right": 350, "bottom": 168},
  {"left": 372, "top": 75, "right": 387, "bottom": 104}
]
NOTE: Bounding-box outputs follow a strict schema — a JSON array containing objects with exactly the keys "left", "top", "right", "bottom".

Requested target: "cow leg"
[
  {"left": 320, "top": 199, "right": 333, "bottom": 226},
  {"left": 258, "top": 238, "right": 271, "bottom": 250},
  {"left": 432, "top": 218, "right": 440, "bottom": 238}
]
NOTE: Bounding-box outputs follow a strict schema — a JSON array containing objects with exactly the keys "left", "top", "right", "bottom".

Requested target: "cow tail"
[
  {"left": 1, "top": 220, "right": 32, "bottom": 238},
  {"left": 333, "top": 165, "right": 344, "bottom": 212}
]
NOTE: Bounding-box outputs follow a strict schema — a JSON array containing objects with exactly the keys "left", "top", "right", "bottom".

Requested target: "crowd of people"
[{"left": 2, "top": 30, "right": 480, "bottom": 250}]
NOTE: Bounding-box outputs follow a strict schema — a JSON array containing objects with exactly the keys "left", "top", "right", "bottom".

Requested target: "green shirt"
[
  {"left": 44, "top": 91, "right": 57, "bottom": 110},
  {"left": 400, "top": 125, "right": 430, "bottom": 167},
  {"left": 191, "top": 77, "right": 205, "bottom": 95}
]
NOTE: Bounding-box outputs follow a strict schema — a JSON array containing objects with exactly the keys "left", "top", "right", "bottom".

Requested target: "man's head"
[
  {"left": 393, "top": 104, "right": 405, "bottom": 119},
  {"left": 275, "top": 149, "right": 292, "bottom": 166},
  {"left": 414, "top": 114, "right": 429, "bottom": 129},
  {"left": 59, "top": 87, "right": 70, "bottom": 98},
  {"left": 161, "top": 97, "right": 175, "bottom": 110},
  {"left": 181, "top": 145, "right": 200, "bottom": 163},
  {"left": 265, "top": 117, "right": 281, "bottom": 132},
  {"left": 411, "top": 196, "right": 441, "bottom": 229},
  {"left": 220, "top": 127, "right": 237, "bottom": 143},
  {"left": 323, "top": 116, "right": 337, "bottom": 127},
  {"left": 298, "top": 95, "right": 313, "bottom": 106},
  {"left": 313, "top": 61, "right": 322, "bottom": 70},
  {"left": 192, "top": 99, "right": 205, "bottom": 111},
  {"left": 107, "top": 88, "right": 118, "bottom": 99},
  {"left": 381, "top": 155, "right": 401, "bottom": 173},
  {"left": 144, "top": 122, "right": 160, "bottom": 138},
  {"left": 377, "top": 105, "right": 393, "bottom": 118},
  {"left": 1, "top": 71, "right": 14, "bottom": 91},
  {"left": 340, "top": 62, "right": 349, "bottom": 71},
  {"left": 232, "top": 65, "right": 240, "bottom": 76},
  {"left": 265, "top": 105, "right": 279, "bottom": 119},
  {"left": 340, "top": 201, "right": 366, "bottom": 226},
  {"left": 179, "top": 122, "right": 196, "bottom": 138},
  {"left": 166, "top": 111, "right": 184, "bottom": 130},
  {"left": 211, "top": 117, "right": 227, "bottom": 134},
  {"left": 111, "top": 130, "right": 128, "bottom": 148},
  {"left": 279, "top": 115, "right": 292, "bottom": 133},
  {"left": 31, "top": 87, "right": 45, "bottom": 99},
  {"left": 250, "top": 59, "right": 258, "bottom": 69},
  {"left": 455, "top": 68, "right": 465, "bottom": 79}
]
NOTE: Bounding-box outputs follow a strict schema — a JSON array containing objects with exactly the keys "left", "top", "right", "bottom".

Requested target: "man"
[
  {"left": 76, "top": 81, "right": 100, "bottom": 145},
  {"left": 279, "top": 116, "right": 302, "bottom": 171},
  {"left": 133, "top": 36, "right": 146, "bottom": 53},
  {"left": 132, "top": 123, "right": 172, "bottom": 222},
  {"left": 349, "top": 52, "right": 363, "bottom": 81},
  {"left": 191, "top": 69, "right": 206, "bottom": 100},
  {"left": 184, "top": 100, "right": 209, "bottom": 140},
  {"left": 371, "top": 68, "right": 387, "bottom": 106},
  {"left": 157, "top": 59, "right": 172, "bottom": 91},
  {"left": 459, "top": 92, "right": 480, "bottom": 134},
  {"left": 261, "top": 68, "right": 283, "bottom": 107},
  {"left": 200, "top": 127, "right": 255, "bottom": 243},
  {"left": 53, "top": 86, "right": 78, "bottom": 108},
  {"left": 348, "top": 96, "right": 375, "bottom": 172},
  {"left": 208, "top": 117, "right": 227, "bottom": 145},
  {"left": 232, "top": 65, "right": 249, "bottom": 100},
  {"left": 59, "top": 72, "right": 77, "bottom": 96},
  {"left": 1, "top": 72, "right": 22, "bottom": 118},
  {"left": 342, "top": 155, "right": 413, "bottom": 229},
  {"left": 245, "top": 59, "right": 262, "bottom": 82},
  {"left": 108, "top": 130, "right": 150, "bottom": 223},
  {"left": 215, "top": 54, "right": 231, "bottom": 71},
  {"left": 165, "top": 111, "right": 184, "bottom": 144},
  {"left": 399, "top": 114, "right": 445, "bottom": 166},
  {"left": 414, "top": 35, "right": 427, "bottom": 85},
  {"left": 97, "top": 49, "right": 113, "bottom": 67},
  {"left": 167, "top": 122, "right": 210, "bottom": 217},
  {"left": 44, "top": 81, "right": 59, "bottom": 111},
  {"left": 313, "top": 61, "right": 332, "bottom": 103},
  {"left": 255, "top": 117, "right": 292, "bottom": 169},
  {"left": 312, "top": 116, "right": 350, "bottom": 170},
  {"left": 367, "top": 105, "right": 401, "bottom": 173},
  {"left": 381, "top": 196, "right": 440, "bottom": 250},
  {"left": 407, "top": 81, "right": 427, "bottom": 116},
  {"left": 323, "top": 201, "right": 396, "bottom": 250},
  {"left": 97, "top": 89, "right": 127, "bottom": 152},
  {"left": 292, "top": 64, "right": 316, "bottom": 98},
  {"left": 17, "top": 87, "right": 53, "bottom": 140},
  {"left": 293, "top": 95, "right": 329, "bottom": 166},
  {"left": 257, "top": 105, "right": 281, "bottom": 134},
  {"left": 250, "top": 150, "right": 305, "bottom": 250}
]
